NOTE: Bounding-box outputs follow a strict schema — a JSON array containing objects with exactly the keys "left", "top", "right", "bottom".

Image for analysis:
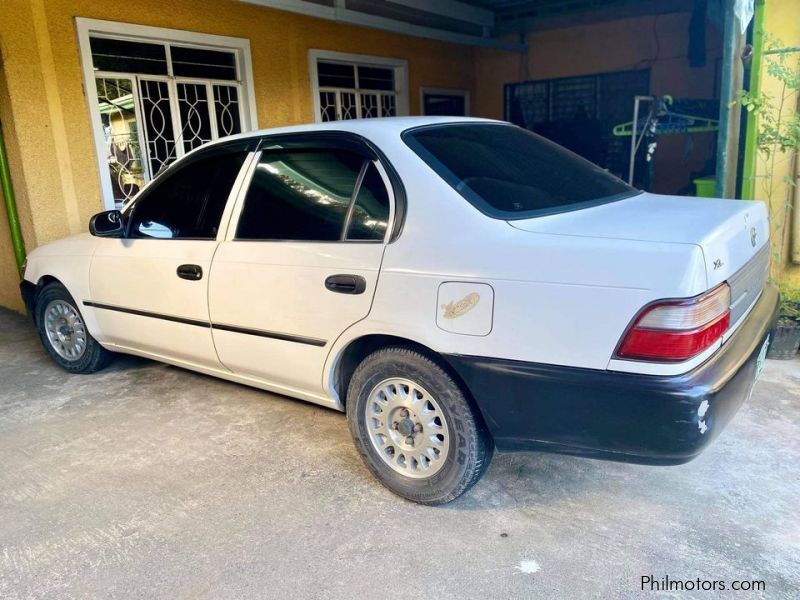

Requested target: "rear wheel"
[
  {"left": 347, "top": 347, "right": 493, "bottom": 505},
  {"left": 35, "top": 283, "right": 114, "bottom": 374}
]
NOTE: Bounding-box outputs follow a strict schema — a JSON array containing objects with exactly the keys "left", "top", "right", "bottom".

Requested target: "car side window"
[
  {"left": 236, "top": 149, "right": 368, "bottom": 241},
  {"left": 128, "top": 151, "right": 246, "bottom": 239},
  {"left": 345, "top": 163, "right": 390, "bottom": 241}
]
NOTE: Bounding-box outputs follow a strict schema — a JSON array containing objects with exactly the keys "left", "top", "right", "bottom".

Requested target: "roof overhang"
[
  {"left": 238, "top": 0, "right": 525, "bottom": 51},
  {"left": 239, "top": 0, "right": 695, "bottom": 51}
]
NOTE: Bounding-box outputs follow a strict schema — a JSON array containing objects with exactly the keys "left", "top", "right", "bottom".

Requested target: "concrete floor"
[{"left": 1, "top": 308, "right": 798, "bottom": 599}]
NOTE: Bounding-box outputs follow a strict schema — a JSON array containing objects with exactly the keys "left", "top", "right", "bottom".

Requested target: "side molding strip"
[
  {"left": 83, "top": 301, "right": 327, "bottom": 347},
  {"left": 211, "top": 322, "right": 327, "bottom": 347},
  {"left": 83, "top": 301, "right": 209, "bottom": 328}
]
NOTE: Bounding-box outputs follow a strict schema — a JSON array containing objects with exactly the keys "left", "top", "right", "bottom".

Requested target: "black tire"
[
  {"left": 35, "top": 282, "right": 114, "bottom": 374},
  {"left": 347, "top": 346, "right": 493, "bottom": 505}
]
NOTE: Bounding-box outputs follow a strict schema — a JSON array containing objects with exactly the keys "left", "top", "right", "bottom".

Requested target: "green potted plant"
[{"left": 736, "top": 37, "right": 800, "bottom": 359}]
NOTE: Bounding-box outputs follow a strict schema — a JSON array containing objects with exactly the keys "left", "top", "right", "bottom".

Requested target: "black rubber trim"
[
  {"left": 82, "top": 301, "right": 327, "bottom": 347},
  {"left": 211, "top": 322, "right": 326, "bottom": 347},
  {"left": 83, "top": 301, "right": 209, "bottom": 328}
]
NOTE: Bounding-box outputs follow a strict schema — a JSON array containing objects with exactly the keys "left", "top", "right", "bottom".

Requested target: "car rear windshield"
[{"left": 402, "top": 123, "right": 638, "bottom": 219}]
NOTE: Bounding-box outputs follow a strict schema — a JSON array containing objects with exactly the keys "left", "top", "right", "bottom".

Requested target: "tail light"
[{"left": 615, "top": 283, "right": 731, "bottom": 362}]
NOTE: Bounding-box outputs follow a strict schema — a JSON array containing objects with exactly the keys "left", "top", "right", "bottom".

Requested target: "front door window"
[{"left": 128, "top": 149, "right": 247, "bottom": 240}]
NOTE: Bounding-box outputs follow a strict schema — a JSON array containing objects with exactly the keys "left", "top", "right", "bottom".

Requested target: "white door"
[
  {"left": 89, "top": 146, "right": 250, "bottom": 368},
  {"left": 209, "top": 141, "right": 394, "bottom": 397}
]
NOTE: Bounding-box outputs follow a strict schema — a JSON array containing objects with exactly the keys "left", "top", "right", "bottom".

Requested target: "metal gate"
[{"left": 504, "top": 69, "right": 650, "bottom": 181}]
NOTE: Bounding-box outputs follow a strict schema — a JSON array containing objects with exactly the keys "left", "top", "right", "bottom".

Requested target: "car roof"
[
  {"left": 124, "top": 117, "right": 507, "bottom": 211},
  {"left": 202, "top": 116, "right": 504, "bottom": 149}
]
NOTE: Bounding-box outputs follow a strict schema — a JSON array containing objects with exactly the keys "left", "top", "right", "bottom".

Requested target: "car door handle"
[
  {"left": 177, "top": 264, "right": 203, "bottom": 281},
  {"left": 325, "top": 274, "right": 367, "bottom": 295}
]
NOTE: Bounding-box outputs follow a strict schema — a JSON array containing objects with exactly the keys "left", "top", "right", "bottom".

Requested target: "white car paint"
[
  {"left": 508, "top": 191, "right": 769, "bottom": 289},
  {"left": 23, "top": 117, "right": 770, "bottom": 412},
  {"left": 90, "top": 239, "right": 221, "bottom": 367}
]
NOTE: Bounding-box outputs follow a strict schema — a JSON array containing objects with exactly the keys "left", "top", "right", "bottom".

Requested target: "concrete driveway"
[{"left": 1, "top": 308, "right": 798, "bottom": 599}]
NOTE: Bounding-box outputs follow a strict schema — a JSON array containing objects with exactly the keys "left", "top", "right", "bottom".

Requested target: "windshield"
[{"left": 402, "top": 123, "right": 638, "bottom": 219}]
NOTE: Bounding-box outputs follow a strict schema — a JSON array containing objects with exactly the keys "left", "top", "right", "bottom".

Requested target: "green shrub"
[{"left": 779, "top": 284, "right": 800, "bottom": 322}]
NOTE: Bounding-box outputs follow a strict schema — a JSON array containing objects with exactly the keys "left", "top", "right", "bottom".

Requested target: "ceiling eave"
[{"left": 238, "top": 0, "right": 525, "bottom": 51}]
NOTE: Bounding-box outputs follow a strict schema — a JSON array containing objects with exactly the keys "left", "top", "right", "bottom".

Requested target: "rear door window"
[
  {"left": 236, "top": 149, "right": 390, "bottom": 242},
  {"left": 402, "top": 123, "right": 637, "bottom": 219},
  {"left": 345, "top": 163, "right": 391, "bottom": 241}
]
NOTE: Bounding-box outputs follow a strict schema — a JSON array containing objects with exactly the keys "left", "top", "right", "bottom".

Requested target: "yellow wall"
[
  {"left": 0, "top": 0, "right": 477, "bottom": 311},
  {"left": 474, "top": 12, "right": 723, "bottom": 195},
  {"left": 2, "top": 0, "right": 796, "bottom": 313},
  {"left": 752, "top": 0, "right": 800, "bottom": 286},
  {"left": 0, "top": 63, "right": 36, "bottom": 313}
]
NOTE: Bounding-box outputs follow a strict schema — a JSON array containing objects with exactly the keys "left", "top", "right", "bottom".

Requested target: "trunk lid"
[{"left": 508, "top": 192, "right": 769, "bottom": 290}]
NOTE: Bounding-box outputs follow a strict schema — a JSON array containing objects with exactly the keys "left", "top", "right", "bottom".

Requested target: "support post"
[
  {"left": 741, "top": 0, "right": 765, "bottom": 200},
  {"left": 715, "top": 0, "right": 746, "bottom": 199}
]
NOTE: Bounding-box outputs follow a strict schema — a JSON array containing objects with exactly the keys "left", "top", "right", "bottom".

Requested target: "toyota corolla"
[{"left": 20, "top": 117, "right": 777, "bottom": 504}]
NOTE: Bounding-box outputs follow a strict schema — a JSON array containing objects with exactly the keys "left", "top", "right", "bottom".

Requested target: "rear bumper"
[{"left": 445, "top": 284, "right": 779, "bottom": 465}]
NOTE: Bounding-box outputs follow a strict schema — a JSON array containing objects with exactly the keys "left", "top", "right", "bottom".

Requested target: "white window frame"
[
  {"left": 76, "top": 17, "right": 259, "bottom": 210},
  {"left": 308, "top": 49, "right": 409, "bottom": 123},
  {"left": 420, "top": 87, "right": 470, "bottom": 116}
]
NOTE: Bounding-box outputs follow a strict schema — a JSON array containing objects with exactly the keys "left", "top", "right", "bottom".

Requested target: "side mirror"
[{"left": 89, "top": 210, "right": 125, "bottom": 238}]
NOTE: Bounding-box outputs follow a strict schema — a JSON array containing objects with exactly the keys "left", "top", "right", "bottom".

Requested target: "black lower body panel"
[{"left": 445, "top": 285, "right": 779, "bottom": 465}]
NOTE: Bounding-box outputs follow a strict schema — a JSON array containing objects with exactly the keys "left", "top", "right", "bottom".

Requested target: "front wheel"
[
  {"left": 347, "top": 347, "right": 493, "bottom": 505},
  {"left": 35, "top": 283, "right": 114, "bottom": 374}
]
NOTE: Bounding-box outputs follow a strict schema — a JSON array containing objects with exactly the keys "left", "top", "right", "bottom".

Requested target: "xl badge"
[
  {"left": 441, "top": 292, "right": 480, "bottom": 319},
  {"left": 750, "top": 227, "right": 757, "bottom": 247}
]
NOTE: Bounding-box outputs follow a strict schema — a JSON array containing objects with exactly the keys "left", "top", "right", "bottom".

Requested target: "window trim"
[
  {"left": 76, "top": 17, "right": 259, "bottom": 210},
  {"left": 308, "top": 49, "right": 409, "bottom": 122},
  {"left": 226, "top": 132, "right": 401, "bottom": 244},
  {"left": 420, "top": 87, "right": 471, "bottom": 116}
]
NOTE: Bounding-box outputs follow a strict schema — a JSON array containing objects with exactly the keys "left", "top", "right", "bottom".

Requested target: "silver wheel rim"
[
  {"left": 365, "top": 378, "right": 450, "bottom": 479},
  {"left": 43, "top": 300, "right": 87, "bottom": 361}
]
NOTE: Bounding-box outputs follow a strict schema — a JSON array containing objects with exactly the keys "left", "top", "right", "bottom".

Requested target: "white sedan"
[{"left": 20, "top": 117, "right": 777, "bottom": 504}]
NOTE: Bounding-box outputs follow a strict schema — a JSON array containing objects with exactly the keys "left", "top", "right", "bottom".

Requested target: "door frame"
[
  {"left": 420, "top": 87, "right": 470, "bottom": 116},
  {"left": 75, "top": 17, "right": 259, "bottom": 210}
]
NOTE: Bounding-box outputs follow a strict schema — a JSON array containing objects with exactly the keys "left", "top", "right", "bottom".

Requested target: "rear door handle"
[
  {"left": 325, "top": 274, "right": 366, "bottom": 295},
  {"left": 177, "top": 264, "right": 203, "bottom": 281}
]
